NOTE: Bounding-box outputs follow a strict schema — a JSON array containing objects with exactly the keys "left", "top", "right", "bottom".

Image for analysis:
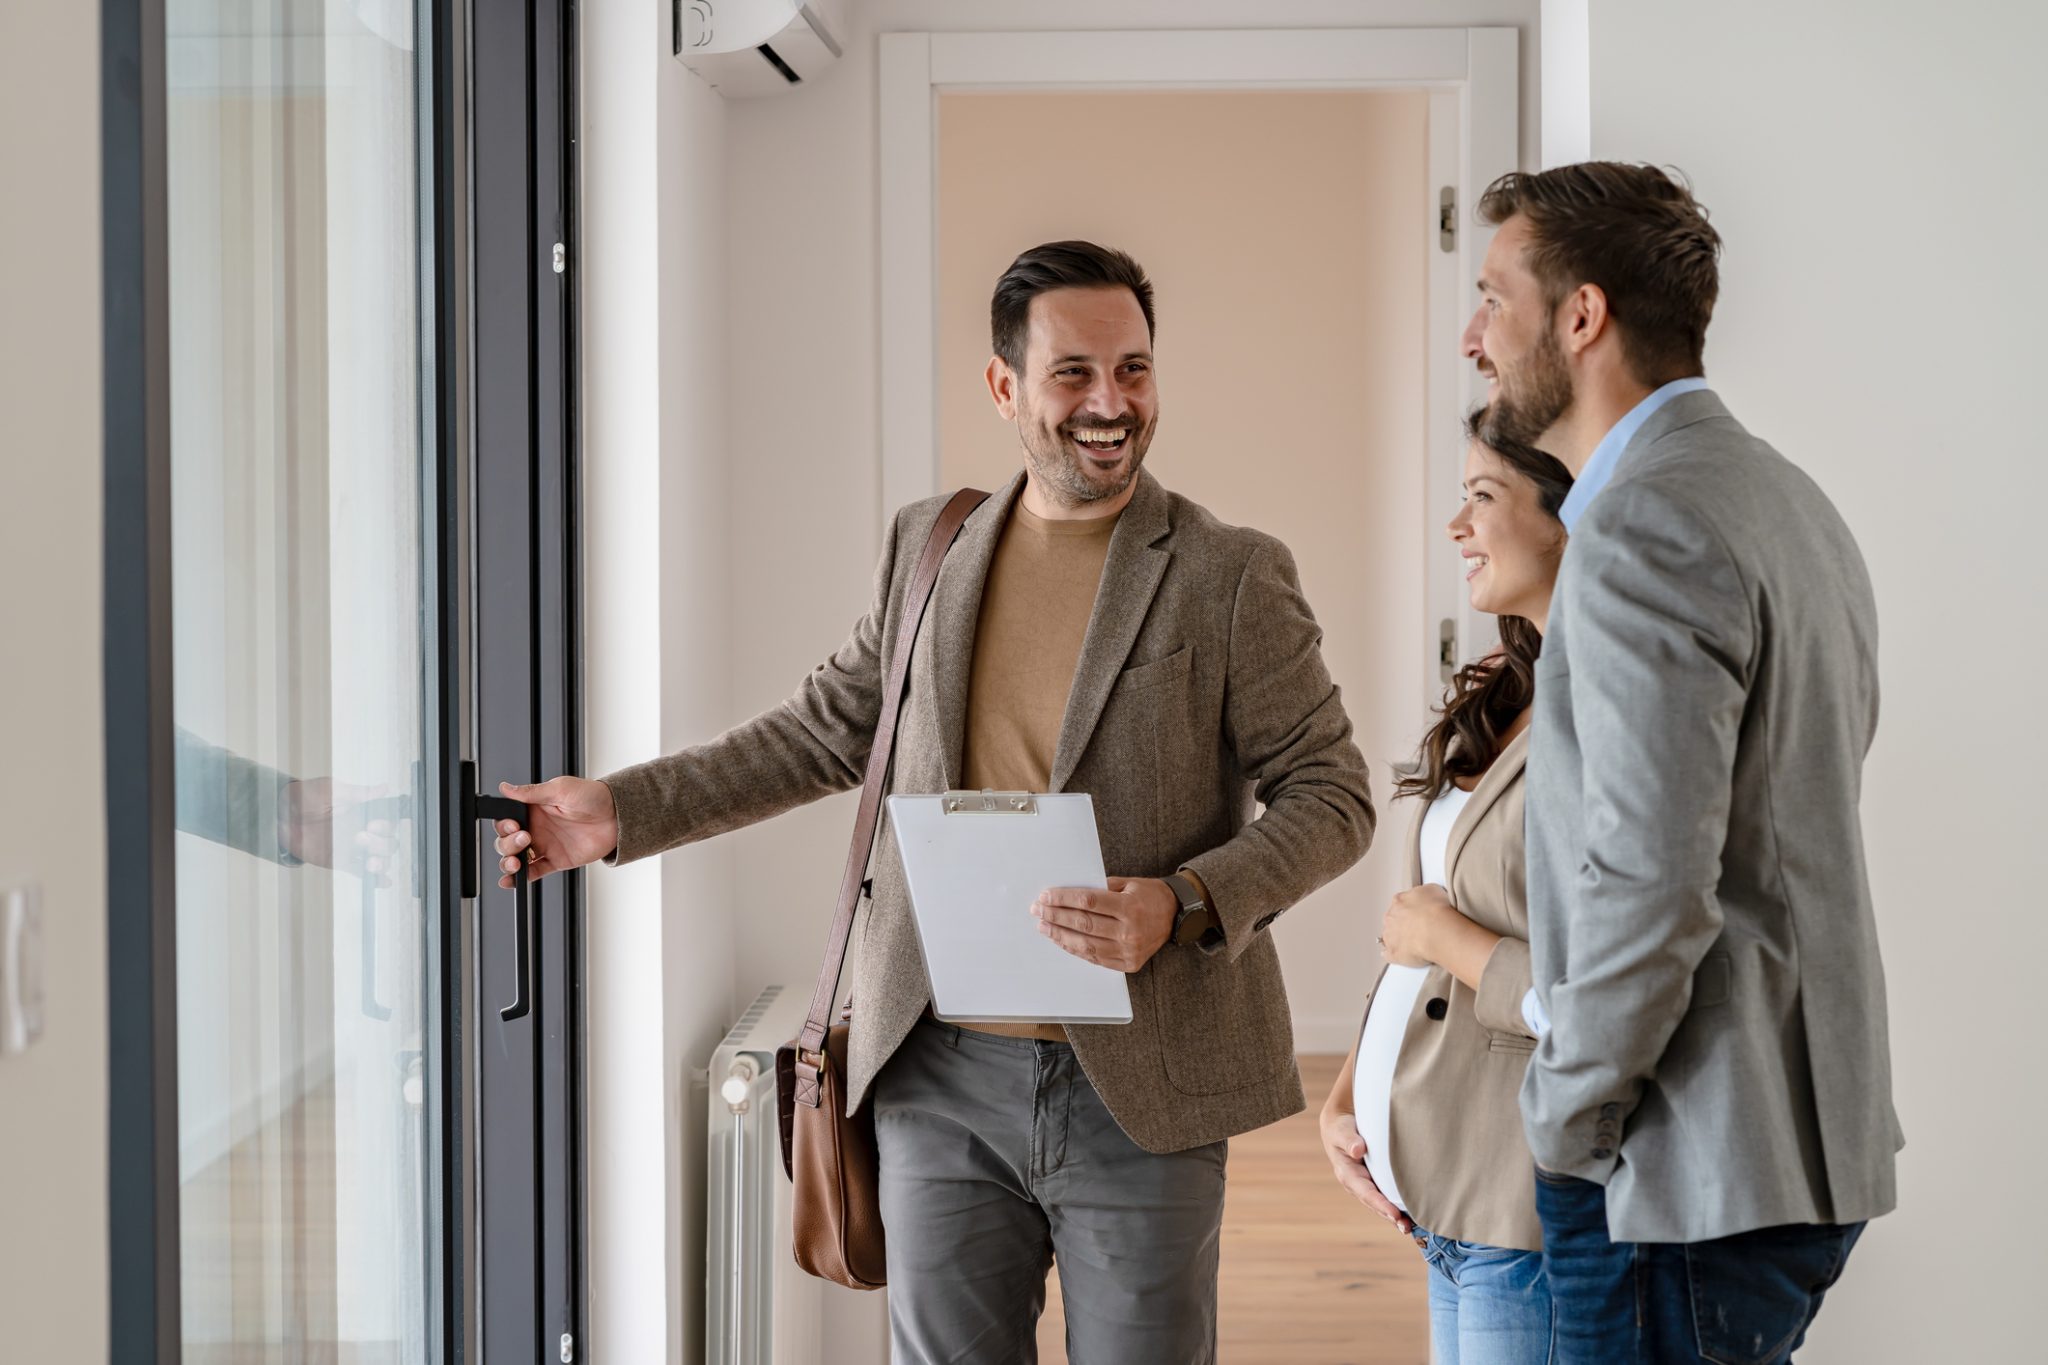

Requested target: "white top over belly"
[{"left": 1354, "top": 783, "right": 1471, "bottom": 1214}]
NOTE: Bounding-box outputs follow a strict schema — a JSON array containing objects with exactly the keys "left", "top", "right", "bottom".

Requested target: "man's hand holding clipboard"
[{"left": 1031, "top": 878, "right": 1177, "bottom": 973}]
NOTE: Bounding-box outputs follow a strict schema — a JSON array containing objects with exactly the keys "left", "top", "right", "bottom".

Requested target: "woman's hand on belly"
[
  {"left": 1319, "top": 1108, "right": 1414, "bottom": 1234},
  {"left": 1381, "top": 883, "right": 1459, "bottom": 967},
  {"left": 1382, "top": 883, "right": 1504, "bottom": 993}
]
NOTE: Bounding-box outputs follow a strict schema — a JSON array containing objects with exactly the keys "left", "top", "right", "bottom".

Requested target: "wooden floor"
[{"left": 1037, "top": 1055, "right": 1430, "bottom": 1365}]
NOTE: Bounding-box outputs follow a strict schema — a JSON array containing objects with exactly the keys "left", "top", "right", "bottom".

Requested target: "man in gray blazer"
[
  {"left": 1465, "top": 163, "right": 1901, "bottom": 1363},
  {"left": 489, "top": 242, "right": 1374, "bottom": 1363}
]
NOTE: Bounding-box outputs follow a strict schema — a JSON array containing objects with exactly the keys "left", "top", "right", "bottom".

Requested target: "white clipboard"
[{"left": 887, "top": 791, "right": 1133, "bottom": 1025}]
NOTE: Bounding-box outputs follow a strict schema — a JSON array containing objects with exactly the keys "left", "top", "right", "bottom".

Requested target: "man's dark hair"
[
  {"left": 1477, "top": 162, "right": 1722, "bottom": 386},
  {"left": 990, "top": 241, "right": 1155, "bottom": 372}
]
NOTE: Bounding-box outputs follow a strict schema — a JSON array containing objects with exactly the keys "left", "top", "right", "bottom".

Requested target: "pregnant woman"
[{"left": 1321, "top": 411, "right": 1572, "bottom": 1365}]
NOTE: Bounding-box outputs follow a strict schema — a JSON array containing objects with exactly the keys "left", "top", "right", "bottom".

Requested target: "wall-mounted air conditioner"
[{"left": 673, "top": 0, "right": 844, "bottom": 98}]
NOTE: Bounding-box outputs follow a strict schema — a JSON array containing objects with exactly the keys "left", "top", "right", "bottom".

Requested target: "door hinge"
[
  {"left": 552, "top": 241, "right": 567, "bottom": 275},
  {"left": 1439, "top": 186, "right": 1457, "bottom": 253},
  {"left": 560, "top": 1332, "right": 576, "bottom": 1363},
  {"left": 1439, "top": 617, "right": 1458, "bottom": 684}
]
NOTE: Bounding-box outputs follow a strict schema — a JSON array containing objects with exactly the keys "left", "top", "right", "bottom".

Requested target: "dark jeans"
[{"left": 1533, "top": 1166, "right": 1864, "bottom": 1365}]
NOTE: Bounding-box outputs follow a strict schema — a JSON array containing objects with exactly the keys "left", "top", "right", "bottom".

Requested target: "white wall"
[
  {"left": 723, "top": 0, "right": 1543, "bottom": 1046},
  {"left": 1584, "top": 1, "right": 2047, "bottom": 1359},
  {"left": 580, "top": 1, "right": 738, "bottom": 1360},
  {"left": 660, "top": 1, "right": 2048, "bottom": 1359},
  {"left": 0, "top": 1, "right": 109, "bottom": 1359}
]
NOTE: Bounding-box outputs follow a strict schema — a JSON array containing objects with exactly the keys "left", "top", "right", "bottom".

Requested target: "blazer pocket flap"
[{"left": 1112, "top": 644, "right": 1193, "bottom": 693}]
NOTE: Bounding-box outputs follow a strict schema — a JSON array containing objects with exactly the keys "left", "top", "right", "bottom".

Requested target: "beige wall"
[
  {"left": 0, "top": 1, "right": 108, "bottom": 1359},
  {"left": 936, "top": 90, "right": 1431, "bottom": 1047},
  {"left": 1585, "top": 1, "right": 2047, "bottom": 1359}
]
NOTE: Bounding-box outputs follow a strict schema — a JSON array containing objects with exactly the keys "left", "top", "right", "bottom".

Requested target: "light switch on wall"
[{"left": 1, "top": 883, "right": 46, "bottom": 1055}]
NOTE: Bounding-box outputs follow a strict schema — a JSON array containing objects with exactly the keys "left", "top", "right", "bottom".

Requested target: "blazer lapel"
[
  {"left": 1441, "top": 728, "right": 1530, "bottom": 883},
  {"left": 1047, "top": 471, "right": 1173, "bottom": 793},
  {"left": 923, "top": 470, "right": 1026, "bottom": 789},
  {"left": 1400, "top": 801, "right": 1426, "bottom": 887}
]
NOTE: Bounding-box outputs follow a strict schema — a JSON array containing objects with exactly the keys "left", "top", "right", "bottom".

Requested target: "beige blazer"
[
  {"left": 1364, "top": 729, "right": 1541, "bottom": 1250},
  {"left": 601, "top": 470, "right": 1375, "bottom": 1152}
]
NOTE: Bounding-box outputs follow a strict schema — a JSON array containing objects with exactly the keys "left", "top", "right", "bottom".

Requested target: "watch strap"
[{"left": 1163, "top": 871, "right": 1216, "bottom": 946}]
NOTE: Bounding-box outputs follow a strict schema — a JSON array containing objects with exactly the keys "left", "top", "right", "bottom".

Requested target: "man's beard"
[
  {"left": 1018, "top": 407, "right": 1155, "bottom": 506},
  {"left": 1482, "top": 324, "right": 1573, "bottom": 449}
]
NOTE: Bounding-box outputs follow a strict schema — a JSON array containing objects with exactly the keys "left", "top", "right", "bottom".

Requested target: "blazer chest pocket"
[{"left": 1111, "top": 643, "right": 1193, "bottom": 694}]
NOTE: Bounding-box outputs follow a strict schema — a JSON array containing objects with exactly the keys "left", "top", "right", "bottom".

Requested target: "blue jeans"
[
  {"left": 1532, "top": 1166, "right": 1865, "bottom": 1365},
  {"left": 1413, "top": 1225, "right": 1554, "bottom": 1365}
]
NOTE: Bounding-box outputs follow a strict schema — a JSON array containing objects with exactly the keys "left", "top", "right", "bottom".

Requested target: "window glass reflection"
[{"left": 167, "top": 2, "right": 434, "bottom": 1359}]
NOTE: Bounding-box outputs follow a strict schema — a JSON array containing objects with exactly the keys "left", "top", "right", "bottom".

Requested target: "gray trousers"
[{"left": 872, "top": 1018, "right": 1227, "bottom": 1365}]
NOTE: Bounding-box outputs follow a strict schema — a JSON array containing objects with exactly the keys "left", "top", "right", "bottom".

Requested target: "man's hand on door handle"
[{"left": 492, "top": 776, "right": 619, "bottom": 887}]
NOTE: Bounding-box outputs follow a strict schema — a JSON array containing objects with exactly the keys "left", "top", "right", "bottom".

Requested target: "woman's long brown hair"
[{"left": 1396, "top": 412, "right": 1574, "bottom": 803}]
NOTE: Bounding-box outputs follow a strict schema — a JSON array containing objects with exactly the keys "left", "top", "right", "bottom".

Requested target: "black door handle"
[
  {"left": 462, "top": 762, "right": 534, "bottom": 1023},
  {"left": 476, "top": 792, "right": 532, "bottom": 1022}
]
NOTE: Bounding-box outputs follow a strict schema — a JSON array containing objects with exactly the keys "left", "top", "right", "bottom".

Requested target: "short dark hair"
[
  {"left": 990, "top": 241, "right": 1155, "bottom": 372},
  {"left": 1477, "top": 162, "right": 1721, "bottom": 386}
]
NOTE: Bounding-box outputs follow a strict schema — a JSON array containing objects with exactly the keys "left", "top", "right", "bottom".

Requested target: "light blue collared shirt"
[
  {"left": 1519, "top": 376, "right": 1712, "bottom": 1038},
  {"left": 1555, "top": 377, "right": 1710, "bottom": 533}
]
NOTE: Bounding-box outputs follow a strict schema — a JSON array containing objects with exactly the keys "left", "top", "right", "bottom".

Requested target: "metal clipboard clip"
[{"left": 940, "top": 790, "right": 1039, "bottom": 815}]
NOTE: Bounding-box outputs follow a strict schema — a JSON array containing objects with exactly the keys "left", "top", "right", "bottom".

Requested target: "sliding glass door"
[
  {"left": 163, "top": 2, "right": 446, "bottom": 1360},
  {"left": 109, "top": 0, "right": 580, "bottom": 1358}
]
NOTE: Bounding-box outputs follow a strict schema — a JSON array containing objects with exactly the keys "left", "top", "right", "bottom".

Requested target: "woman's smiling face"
[{"left": 1446, "top": 438, "right": 1567, "bottom": 625}]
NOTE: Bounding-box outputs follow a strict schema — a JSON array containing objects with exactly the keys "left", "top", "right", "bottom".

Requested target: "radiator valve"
[{"left": 720, "top": 1056, "right": 758, "bottom": 1114}]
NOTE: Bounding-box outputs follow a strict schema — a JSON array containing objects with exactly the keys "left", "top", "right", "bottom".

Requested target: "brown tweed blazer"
[{"left": 601, "top": 470, "right": 1375, "bottom": 1152}]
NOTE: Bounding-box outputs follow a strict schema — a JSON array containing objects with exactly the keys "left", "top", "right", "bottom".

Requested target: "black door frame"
[
  {"left": 102, "top": 0, "right": 179, "bottom": 1355},
  {"left": 470, "top": 0, "right": 585, "bottom": 1359}
]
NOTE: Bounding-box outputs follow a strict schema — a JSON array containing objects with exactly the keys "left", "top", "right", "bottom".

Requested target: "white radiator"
[{"left": 705, "top": 985, "right": 821, "bottom": 1365}]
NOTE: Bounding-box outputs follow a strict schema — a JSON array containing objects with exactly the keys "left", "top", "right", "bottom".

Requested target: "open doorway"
[{"left": 897, "top": 25, "right": 1518, "bottom": 1358}]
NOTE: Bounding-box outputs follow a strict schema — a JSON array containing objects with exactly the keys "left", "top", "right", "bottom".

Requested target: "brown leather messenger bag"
[{"left": 775, "top": 487, "right": 988, "bottom": 1290}]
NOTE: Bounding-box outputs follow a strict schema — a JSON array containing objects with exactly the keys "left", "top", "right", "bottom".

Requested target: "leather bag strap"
[{"left": 796, "top": 488, "right": 989, "bottom": 1059}]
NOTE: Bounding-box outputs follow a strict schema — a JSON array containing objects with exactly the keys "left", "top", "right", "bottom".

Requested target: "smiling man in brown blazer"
[{"left": 490, "top": 241, "right": 1374, "bottom": 1365}]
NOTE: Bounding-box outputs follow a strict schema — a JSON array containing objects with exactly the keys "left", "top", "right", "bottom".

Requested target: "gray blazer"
[
  {"left": 1522, "top": 389, "right": 1903, "bottom": 1243},
  {"left": 602, "top": 470, "right": 1375, "bottom": 1152}
]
